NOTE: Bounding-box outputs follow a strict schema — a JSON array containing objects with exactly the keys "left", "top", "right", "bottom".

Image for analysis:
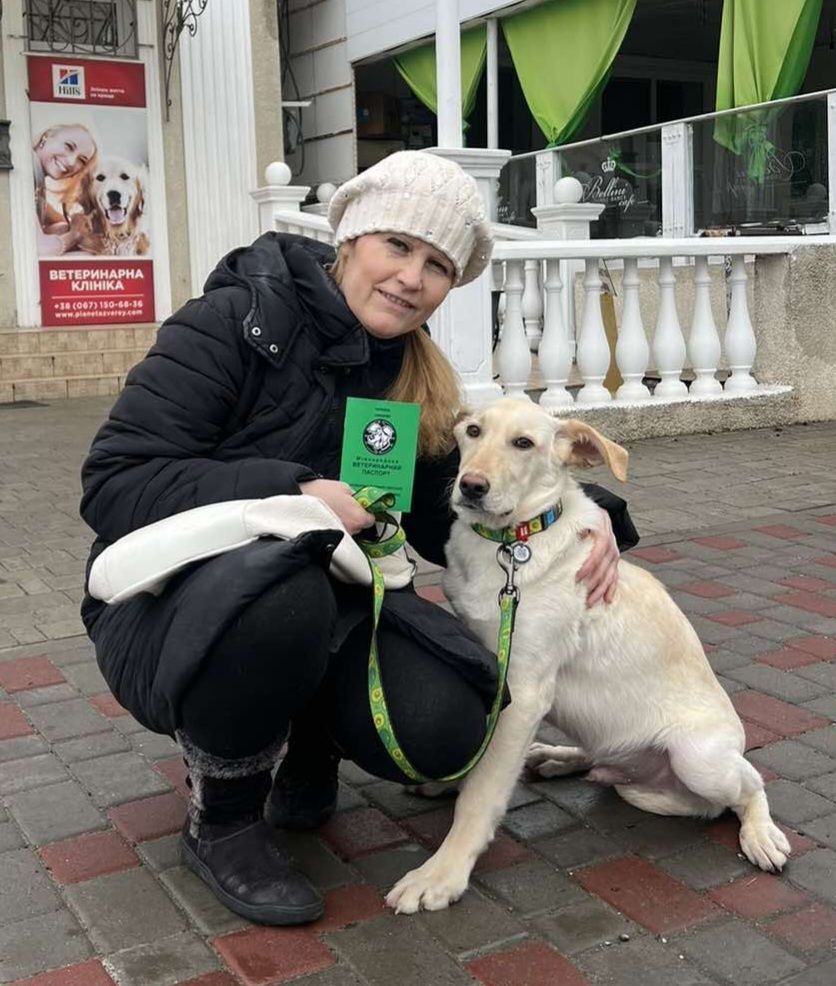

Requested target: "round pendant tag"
[{"left": 511, "top": 542, "right": 532, "bottom": 564}]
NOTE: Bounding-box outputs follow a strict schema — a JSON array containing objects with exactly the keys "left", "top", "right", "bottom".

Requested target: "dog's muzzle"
[{"left": 458, "top": 473, "right": 490, "bottom": 502}]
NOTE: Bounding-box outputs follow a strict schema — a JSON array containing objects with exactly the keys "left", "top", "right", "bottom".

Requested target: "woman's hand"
[
  {"left": 576, "top": 507, "right": 619, "bottom": 607},
  {"left": 298, "top": 479, "right": 375, "bottom": 536}
]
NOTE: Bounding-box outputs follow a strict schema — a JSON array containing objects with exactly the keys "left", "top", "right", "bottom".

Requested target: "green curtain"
[
  {"left": 502, "top": 0, "right": 637, "bottom": 148},
  {"left": 393, "top": 26, "right": 487, "bottom": 128},
  {"left": 714, "top": 0, "right": 823, "bottom": 182}
]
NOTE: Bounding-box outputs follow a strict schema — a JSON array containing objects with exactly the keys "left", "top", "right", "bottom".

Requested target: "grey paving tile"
[
  {"left": 327, "top": 914, "right": 474, "bottom": 986},
  {"left": 288, "top": 969, "right": 365, "bottom": 986},
  {"left": 352, "top": 844, "right": 432, "bottom": 890},
  {"left": 764, "top": 780, "right": 836, "bottom": 826},
  {"left": 136, "top": 833, "right": 182, "bottom": 873},
  {"left": 159, "top": 866, "right": 248, "bottom": 936},
  {"left": 608, "top": 815, "right": 708, "bottom": 860},
  {"left": 0, "top": 848, "right": 62, "bottom": 923},
  {"left": 418, "top": 886, "right": 525, "bottom": 955},
  {"left": 70, "top": 751, "right": 171, "bottom": 807},
  {"left": 751, "top": 740, "right": 836, "bottom": 781},
  {"left": 657, "top": 841, "right": 750, "bottom": 889},
  {"left": 534, "top": 827, "right": 622, "bottom": 870},
  {"left": 532, "top": 896, "right": 637, "bottom": 955},
  {"left": 129, "top": 731, "right": 180, "bottom": 762},
  {"left": 25, "top": 697, "right": 109, "bottom": 742},
  {"left": 104, "top": 931, "right": 220, "bottom": 986},
  {"left": 725, "top": 665, "right": 831, "bottom": 703},
  {"left": 803, "top": 694, "right": 836, "bottom": 720},
  {"left": 363, "top": 780, "right": 454, "bottom": 819},
  {"left": 0, "top": 752, "right": 69, "bottom": 795},
  {"left": 799, "top": 812, "right": 836, "bottom": 850},
  {"left": 786, "top": 847, "right": 836, "bottom": 903},
  {"left": 779, "top": 957, "right": 836, "bottom": 986},
  {"left": 806, "top": 772, "right": 836, "bottom": 801},
  {"left": 58, "top": 660, "right": 108, "bottom": 695},
  {"left": 65, "top": 868, "right": 187, "bottom": 952},
  {"left": 279, "top": 831, "right": 355, "bottom": 891},
  {"left": 0, "top": 821, "right": 25, "bottom": 853},
  {"left": 476, "top": 858, "right": 587, "bottom": 916},
  {"left": 501, "top": 800, "right": 576, "bottom": 840},
  {"left": 15, "top": 683, "right": 79, "bottom": 707},
  {"left": 677, "top": 919, "right": 805, "bottom": 984},
  {"left": 6, "top": 779, "right": 105, "bottom": 844},
  {"left": 54, "top": 729, "right": 130, "bottom": 764},
  {"left": 0, "top": 734, "right": 48, "bottom": 762},
  {"left": 578, "top": 933, "right": 718, "bottom": 986},
  {"left": 796, "top": 662, "right": 836, "bottom": 690},
  {"left": 0, "top": 908, "right": 91, "bottom": 982},
  {"left": 797, "top": 726, "right": 836, "bottom": 758}
]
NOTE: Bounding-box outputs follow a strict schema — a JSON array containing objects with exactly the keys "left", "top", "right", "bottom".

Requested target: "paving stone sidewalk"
[{"left": 0, "top": 397, "right": 835, "bottom": 986}]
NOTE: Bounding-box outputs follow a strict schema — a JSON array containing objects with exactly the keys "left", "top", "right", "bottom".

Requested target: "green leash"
[{"left": 353, "top": 486, "right": 519, "bottom": 784}]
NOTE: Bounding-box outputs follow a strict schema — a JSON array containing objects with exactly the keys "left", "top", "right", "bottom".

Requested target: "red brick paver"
[
  {"left": 88, "top": 693, "right": 128, "bottom": 718},
  {"left": 39, "top": 830, "right": 139, "bottom": 884},
  {"left": 679, "top": 581, "right": 738, "bottom": 599},
  {"left": 692, "top": 535, "right": 747, "bottom": 550},
  {"left": 743, "top": 720, "right": 781, "bottom": 750},
  {"left": 786, "top": 636, "right": 836, "bottom": 660},
  {"left": 108, "top": 791, "right": 186, "bottom": 843},
  {"left": 9, "top": 960, "right": 116, "bottom": 986},
  {"left": 707, "top": 610, "right": 763, "bottom": 627},
  {"left": 766, "top": 902, "right": 836, "bottom": 950},
  {"left": 180, "top": 974, "right": 240, "bottom": 986},
  {"left": 154, "top": 756, "right": 190, "bottom": 797},
  {"left": 467, "top": 941, "right": 590, "bottom": 986},
  {"left": 755, "top": 648, "right": 824, "bottom": 671},
  {"left": 732, "top": 691, "right": 828, "bottom": 737},
  {"left": 774, "top": 591, "right": 836, "bottom": 619},
  {"left": 0, "top": 702, "right": 34, "bottom": 739},
  {"left": 814, "top": 514, "right": 836, "bottom": 527},
  {"left": 213, "top": 927, "right": 334, "bottom": 985},
  {"left": 319, "top": 807, "right": 409, "bottom": 860},
  {"left": 630, "top": 546, "right": 682, "bottom": 563},
  {"left": 779, "top": 576, "right": 835, "bottom": 593},
  {"left": 0, "top": 656, "right": 65, "bottom": 693},
  {"left": 708, "top": 872, "right": 808, "bottom": 919},
  {"left": 575, "top": 856, "right": 719, "bottom": 933},
  {"left": 814, "top": 555, "right": 836, "bottom": 569},
  {"left": 312, "top": 883, "right": 386, "bottom": 933},
  {"left": 754, "top": 525, "right": 807, "bottom": 540}
]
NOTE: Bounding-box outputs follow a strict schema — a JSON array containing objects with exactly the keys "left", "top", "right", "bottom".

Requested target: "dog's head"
[
  {"left": 452, "top": 399, "right": 628, "bottom": 525},
  {"left": 91, "top": 156, "right": 146, "bottom": 230}
]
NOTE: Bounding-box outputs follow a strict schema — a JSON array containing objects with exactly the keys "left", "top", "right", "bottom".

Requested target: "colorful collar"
[{"left": 471, "top": 502, "right": 563, "bottom": 544}]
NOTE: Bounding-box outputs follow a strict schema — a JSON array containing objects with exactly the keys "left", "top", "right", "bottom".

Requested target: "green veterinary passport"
[{"left": 340, "top": 397, "right": 420, "bottom": 511}]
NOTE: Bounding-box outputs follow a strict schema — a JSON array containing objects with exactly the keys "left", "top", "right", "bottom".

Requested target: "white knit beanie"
[{"left": 328, "top": 151, "right": 493, "bottom": 286}]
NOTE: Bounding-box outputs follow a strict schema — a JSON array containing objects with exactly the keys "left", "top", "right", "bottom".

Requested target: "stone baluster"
[
  {"left": 615, "top": 257, "right": 651, "bottom": 401},
  {"left": 496, "top": 259, "right": 533, "bottom": 400},
  {"left": 576, "top": 258, "right": 611, "bottom": 403},
  {"left": 688, "top": 255, "right": 722, "bottom": 396},
  {"left": 538, "top": 258, "right": 574, "bottom": 407},
  {"left": 250, "top": 161, "right": 309, "bottom": 234},
  {"left": 522, "top": 260, "right": 544, "bottom": 351},
  {"left": 652, "top": 256, "right": 688, "bottom": 398},
  {"left": 492, "top": 260, "right": 506, "bottom": 342},
  {"left": 724, "top": 255, "right": 758, "bottom": 393}
]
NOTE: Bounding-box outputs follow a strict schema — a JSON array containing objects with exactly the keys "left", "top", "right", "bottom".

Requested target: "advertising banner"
[{"left": 28, "top": 55, "right": 154, "bottom": 326}]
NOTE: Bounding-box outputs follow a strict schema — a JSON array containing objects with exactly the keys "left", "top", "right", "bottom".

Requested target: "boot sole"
[{"left": 181, "top": 837, "right": 324, "bottom": 926}]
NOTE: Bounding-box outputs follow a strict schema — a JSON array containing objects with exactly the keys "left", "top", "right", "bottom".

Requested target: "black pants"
[{"left": 179, "top": 567, "right": 488, "bottom": 783}]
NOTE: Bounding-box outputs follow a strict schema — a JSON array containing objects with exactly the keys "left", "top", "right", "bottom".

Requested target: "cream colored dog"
[{"left": 386, "top": 399, "right": 789, "bottom": 914}]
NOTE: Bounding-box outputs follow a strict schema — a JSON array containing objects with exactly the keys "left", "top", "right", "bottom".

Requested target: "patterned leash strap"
[{"left": 353, "top": 486, "right": 517, "bottom": 784}]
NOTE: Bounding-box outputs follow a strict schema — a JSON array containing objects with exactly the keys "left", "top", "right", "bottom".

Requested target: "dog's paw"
[
  {"left": 525, "top": 742, "right": 588, "bottom": 778},
  {"left": 385, "top": 859, "right": 470, "bottom": 914},
  {"left": 739, "top": 821, "right": 791, "bottom": 872}
]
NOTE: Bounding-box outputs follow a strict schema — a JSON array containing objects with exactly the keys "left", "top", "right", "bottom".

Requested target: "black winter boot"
[
  {"left": 179, "top": 737, "right": 323, "bottom": 925},
  {"left": 266, "top": 721, "right": 340, "bottom": 831}
]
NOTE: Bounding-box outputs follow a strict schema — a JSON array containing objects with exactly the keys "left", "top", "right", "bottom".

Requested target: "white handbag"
[{"left": 88, "top": 494, "right": 415, "bottom": 605}]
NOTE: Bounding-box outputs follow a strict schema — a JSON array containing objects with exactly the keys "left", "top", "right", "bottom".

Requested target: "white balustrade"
[
  {"left": 615, "top": 257, "right": 651, "bottom": 400},
  {"left": 538, "top": 258, "right": 574, "bottom": 407},
  {"left": 522, "top": 260, "right": 544, "bottom": 351},
  {"left": 724, "top": 255, "right": 758, "bottom": 394},
  {"left": 652, "top": 255, "right": 688, "bottom": 399},
  {"left": 688, "top": 255, "right": 722, "bottom": 396},
  {"left": 576, "top": 258, "right": 612, "bottom": 403},
  {"left": 496, "top": 259, "right": 533, "bottom": 400}
]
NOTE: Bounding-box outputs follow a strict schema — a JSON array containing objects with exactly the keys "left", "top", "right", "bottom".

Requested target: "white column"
[
  {"left": 724, "top": 255, "right": 758, "bottom": 393},
  {"left": 435, "top": 0, "right": 462, "bottom": 149},
  {"left": 179, "top": 0, "right": 260, "bottom": 294},
  {"left": 661, "top": 122, "right": 694, "bottom": 239},
  {"left": 427, "top": 147, "right": 510, "bottom": 405},
  {"left": 538, "top": 258, "right": 574, "bottom": 408},
  {"left": 576, "top": 258, "right": 612, "bottom": 403},
  {"left": 250, "top": 162, "right": 310, "bottom": 234},
  {"left": 652, "top": 256, "right": 688, "bottom": 398},
  {"left": 615, "top": 257, "right": 651, "bottom": 401},
  {"left": 688, "top": 255, "right": 722, "bottom": 396},
  {"left": 522, "top": 260, "right": 543, "bottom": 351},
  {"left": 486, "top": 19, "right": 499, "bottom": 150},
  {"left": 496, "top": 260, "right": 532, "bottom": 399},
  {"left": 828, "top": 92, "right": 836, "bottom": 235}
]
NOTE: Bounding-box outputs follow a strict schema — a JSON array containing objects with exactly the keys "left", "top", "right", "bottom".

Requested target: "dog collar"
[{"left": 471, "top": 502, "right": 563, "bottom": 546}]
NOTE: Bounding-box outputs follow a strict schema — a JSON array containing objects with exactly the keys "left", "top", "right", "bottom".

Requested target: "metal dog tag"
[{"left": 511, "top": 542, "right": 532, "bottom": 564}]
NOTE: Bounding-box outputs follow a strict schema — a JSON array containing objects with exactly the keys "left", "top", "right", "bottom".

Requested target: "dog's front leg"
[{"left": 385, "top": 685, "right": 551, "bottom": 914}]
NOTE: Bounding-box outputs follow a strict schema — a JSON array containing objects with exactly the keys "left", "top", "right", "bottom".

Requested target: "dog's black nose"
[
  {"left": 107, "top": 190, "right": 122, "bottom": 205},
  {"left": 459, "top": 473, "right": 490, "bottom": 499}
]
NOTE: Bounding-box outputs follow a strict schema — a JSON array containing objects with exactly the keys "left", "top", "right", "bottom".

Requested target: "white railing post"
[
  {"left": 522, "top": 260, "right": 544, "bottom": 350},
  {"left": 724, "top": 255, "right": 758, "bottom": 393},
  {"left": 576, "top": 257, "right": 612, "bottom": 403},
  {"left": 828, "top": 92, "right": 836, "bottom": 235},
  {"left": 653, "top": 255, "right": 688, "bottom": 398},
  {"left": 615, "top": 257, "right": 651, "bottom": 400},
  {"left": 661, "top": 122, "right": 694, "bottom": 239},
  {"left": 538, "top": 258, "right": 574, "bottom": 407},
  {"left": 250, "top": 162, "right": 309, "bottom": 234},
  {"left": 497, "top": 259, "right": 533, "bottom": 399},
  {"left": 689, "top": 255, "right": 723, "bottom": 395}
]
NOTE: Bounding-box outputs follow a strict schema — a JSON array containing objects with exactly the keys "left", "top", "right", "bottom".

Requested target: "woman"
[
  {"left": 80, "top": 151, "right": 637, "bottom": 926},
  {"left": 33, "top": 123, "right": 98, "bottom": 255}
]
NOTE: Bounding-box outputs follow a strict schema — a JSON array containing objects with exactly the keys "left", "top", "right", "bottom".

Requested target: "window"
[{"left": 24, "top": 0, "right": 138, "bottom": 59}]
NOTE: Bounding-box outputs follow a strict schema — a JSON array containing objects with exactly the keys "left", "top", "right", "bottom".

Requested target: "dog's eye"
[
  {"left": 465, "top": 424, "right": 481, "bottom": 438},
  {"left": 120, "top": 173, "right": 130, "bottom": 181},
  {"left": 95, "top": 175, "right": 105, "bottom": 181},
  {"left": 512, "top": 436, "right": 535, "bottom": 450}
]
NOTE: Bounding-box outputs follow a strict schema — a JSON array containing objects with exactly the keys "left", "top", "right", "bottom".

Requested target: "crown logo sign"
[{"left": 601, "top": 156, "right": 617, "bottom": 174}]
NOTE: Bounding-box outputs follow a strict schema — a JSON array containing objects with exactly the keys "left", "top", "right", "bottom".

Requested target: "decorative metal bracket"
[
  {"left": 0, "top": 121, "right": 11, "bottom": 171},
  {"left": 161, "top": 0, "right": 209, "bottom": 121}
]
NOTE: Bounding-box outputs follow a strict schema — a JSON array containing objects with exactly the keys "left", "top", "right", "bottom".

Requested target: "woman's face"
[
  {"left": 339, "top": 233, "right": 455, "bottom": 339},
  {"left": 36, "top": 126, "right": 95, "bottom": 180}
]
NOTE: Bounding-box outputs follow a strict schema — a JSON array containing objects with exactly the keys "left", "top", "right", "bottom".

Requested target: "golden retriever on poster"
[{"left": 73, "top": 155, "right": 150, "bottom": 256}]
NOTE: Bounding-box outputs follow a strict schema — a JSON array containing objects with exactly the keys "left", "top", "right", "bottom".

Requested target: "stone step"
[{"left": 0, "top": 373, "right": 131, "bottom": 403}]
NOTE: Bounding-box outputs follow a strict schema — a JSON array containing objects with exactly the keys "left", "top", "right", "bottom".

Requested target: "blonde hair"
[{"left": 331, "top": 242, "right": 460, "bottom": 458}]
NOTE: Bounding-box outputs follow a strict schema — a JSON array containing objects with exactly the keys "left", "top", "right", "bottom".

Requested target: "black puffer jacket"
[{"left": 80, "top": 233, "right": 637, "bottom": 735}]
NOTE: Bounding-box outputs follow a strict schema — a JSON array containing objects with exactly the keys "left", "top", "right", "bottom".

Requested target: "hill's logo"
[{"left": 52, "top": 65, "right": 85, "bottom": 99}]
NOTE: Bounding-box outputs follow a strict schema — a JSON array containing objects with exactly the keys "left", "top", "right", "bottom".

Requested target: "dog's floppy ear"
[{"left": 555, "top": 419, "right": 628, "bottom": 482}]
